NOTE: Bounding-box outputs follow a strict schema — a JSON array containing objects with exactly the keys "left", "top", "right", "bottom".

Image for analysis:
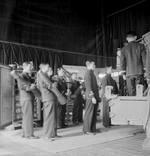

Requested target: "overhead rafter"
[{"left": 107, "top": 0, "right": 147, "bottom": 18}]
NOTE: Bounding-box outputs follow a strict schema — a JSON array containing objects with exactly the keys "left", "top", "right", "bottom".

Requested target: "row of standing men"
[{"left": 11, "top": 60, "right": 100, "bottom": 140}]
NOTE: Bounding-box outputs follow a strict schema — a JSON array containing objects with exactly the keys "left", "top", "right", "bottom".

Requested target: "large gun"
[{"left": 37, "top": 71, "right": 67, "bottom": 105}]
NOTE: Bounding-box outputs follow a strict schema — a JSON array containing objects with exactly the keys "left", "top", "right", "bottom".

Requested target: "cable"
[{"left": 107, "top": 0, "right": 147, "bottom": 18}]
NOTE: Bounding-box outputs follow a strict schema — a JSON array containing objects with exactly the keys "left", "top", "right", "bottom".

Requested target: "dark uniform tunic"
[
  {"left": 120, "top": 41, "right": 146, "bottom": 96},
  {"left": 17, "top": 72, "right": 35, "bottom": 138},
  {"left": 118, "top": 75, "right": 127, "bottom": 96},
  {"left": 144, "top": 45, "right": 150, "bottom": 138},
  {"left": 57, "top": 77, "right": 67, "bottom": 128},
  {"left": 37, "top": 71, "right": 57, "bottom": 138},
  {"left": 71, "top": 80, "right": 84, "bottom": 124},
  {"left": 101, "top": 74, "right": 118, "bottom": 97},
  {"left": 146, "top": 46, "right": 150, "bottom": 81},
  {"left": 101, "top": 74, "right": 118, "bottom": 127},
  {"left": 83, "top": 70, "right": 100, "bottom": 133}
]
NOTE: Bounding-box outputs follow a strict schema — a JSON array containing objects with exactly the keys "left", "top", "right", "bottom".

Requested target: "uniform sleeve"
[
  {"left": 113, "top": 80, "right": 119, "bottom": 94},
  {"left": 120, "top": 48, "right": 126, "bottom": 71},
  {"left": 140, "top": 44, "right": 146, "bottom": 68},
  {"left": 101, "top": 77, "right": 107, "bottom": 98},
  {"left": 71, "top": 82, "right": 81, "bottom": 98},
  {"left": 84, "top": 71, "right": 92, "bottom": 92},
  {"left": 10, "top": 70, "right": 20, "bottom": 79},
  {"left": 37, "top": 71, "right": 52, "bottom": 89},
  {"left": 10, "top": 71, "right": 33, "bottom": 91},
  {"left": 101, "top": 77, "right": 107, "bottom": 89},
  {"left": 146, "top": 48, "right": 150, "bottom": 79},
  {"left": 18, "top": 78, "right": 33, "bottom": 91}
]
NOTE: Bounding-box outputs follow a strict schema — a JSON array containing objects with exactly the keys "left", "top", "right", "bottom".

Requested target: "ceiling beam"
[{"left": 107, "top": 0, "right": 147, "bottom": 18}]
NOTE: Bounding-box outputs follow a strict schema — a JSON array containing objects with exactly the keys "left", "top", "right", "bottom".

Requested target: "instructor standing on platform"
[
  {"left": 83, "top": 61, "right": 100, "bottom": 135},
  {"left": 120, "top": 31, "right": 146, "bottom": 96}
]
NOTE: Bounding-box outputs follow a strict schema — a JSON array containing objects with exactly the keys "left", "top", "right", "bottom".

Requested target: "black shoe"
[
  {"left": 25, "top": 135, "right": 39, "bottom": 139},
  {"left": 57, "top": 124, "right": 68, "bottom": 129},
  {"left": 55, "top": 135, "right": 62, "bottom": 138},
  {"left": 62, "top": 124, "right": 68, "bottom": 128},
  {"left": 42, "top": 137, "right": 55, "bottom": 141},
  {"left": 57, "top": 126, "right": 61, "bottom": 129},
  {"left": 73, "top": 121, "right": 79, "bottom": 125},
  {"left": 83, "top": 132, "right": 96, "bottom": 135}
]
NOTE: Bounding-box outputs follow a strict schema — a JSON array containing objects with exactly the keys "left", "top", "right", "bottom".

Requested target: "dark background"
[{"left": 0, "top": 0, "right": 149, "bottom": 68}]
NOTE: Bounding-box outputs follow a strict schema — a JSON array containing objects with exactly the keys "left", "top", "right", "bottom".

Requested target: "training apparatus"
[{"left": 103, "top": 85, "right": 150, "bottom": 130}]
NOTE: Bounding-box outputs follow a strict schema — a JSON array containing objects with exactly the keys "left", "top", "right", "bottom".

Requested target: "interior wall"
[{"left": 106, "top": 1, "right": 150, "bottom": 55}]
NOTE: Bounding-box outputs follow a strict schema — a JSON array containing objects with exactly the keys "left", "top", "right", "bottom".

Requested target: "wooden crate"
[{"left": 0, "top": 65, "right": 14, "bottom": 128}]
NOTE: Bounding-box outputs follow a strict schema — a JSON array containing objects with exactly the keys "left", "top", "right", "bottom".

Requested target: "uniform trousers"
[
  {"left": 43, "top": 100, "right": 57, "bottom": 138},
  {"left": 126, "top": 75, "right": 144, "bottom": 96},
  {"left": 21, "top": 100, "right": 33, "bottom": 137},
  {"left": 83, "top": 98, "right": 98, "bottom": 133}
]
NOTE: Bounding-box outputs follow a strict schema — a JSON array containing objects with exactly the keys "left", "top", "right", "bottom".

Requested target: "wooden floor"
[
  {"left": 1, "top": 124, "right": 150, "bottom": 156},
  {"left": 58, "top": 133, "right": 150, "bottom": 156}
]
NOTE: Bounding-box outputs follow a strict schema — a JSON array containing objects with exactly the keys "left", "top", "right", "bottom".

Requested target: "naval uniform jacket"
[
  {"left": 57, "top": 77, "right": 67, "bottom": 98},
  {"left": 120, "top": 41, "right": 146, "bottom": 77},
  {"left": 84, "top": 70, "right": 100, "bottom": 102},
  {"left": 18, "top": 73, "right": 34, "bottom": 102},
  {"left": 101, "top": 74, "right": 118, "bottom": 97},
  {"left": 37, "top": 71, "right": 56, "bottom": 102}
]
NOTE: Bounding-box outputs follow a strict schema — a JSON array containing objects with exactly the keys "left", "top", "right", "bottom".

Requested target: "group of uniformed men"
[{"left": 11, "top": 62, "right": 85, "bottom": 140}]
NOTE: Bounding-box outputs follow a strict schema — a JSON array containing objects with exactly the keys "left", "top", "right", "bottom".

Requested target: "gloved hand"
[{"left": 92, "top": 97, "right": 97, "bottom": 104}]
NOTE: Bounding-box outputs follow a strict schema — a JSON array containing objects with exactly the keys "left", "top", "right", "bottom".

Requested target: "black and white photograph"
[{"left": 0, "top": 0, "right": 150, "bottom": 155}]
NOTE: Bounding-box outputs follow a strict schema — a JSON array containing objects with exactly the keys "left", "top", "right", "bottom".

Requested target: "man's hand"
[
  {"left": 92, "top": 97, "right": 97, "bottom": 104},
  {"left": 10, "top": 70, "right": 19, "bottom": 79},
  {"left": 52, "top": 82, "right": 57, "bottom": 88},
  {"left": 10, "top": 70, "right": 16, "bottom": 75},
  {"left": 89, "top": 91, "right": 94, "bottom": 97},
  {"left": 30, "top": 83, "right": 36, "bottom": 90},
  {"left": 119, "top": 70, "right": 126, "bottom": 75},
  {"left": 79, "top": 85, "right": 83, "bottom": 89},
  {"left": 65, "top": 89, "right": 71, "bottom": 96},
  {"left": 37, "top": 70, "right": 41, "bottom": 74},
  {"left": 123, "top": 74, "right": 126, "bottom": 80}
]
